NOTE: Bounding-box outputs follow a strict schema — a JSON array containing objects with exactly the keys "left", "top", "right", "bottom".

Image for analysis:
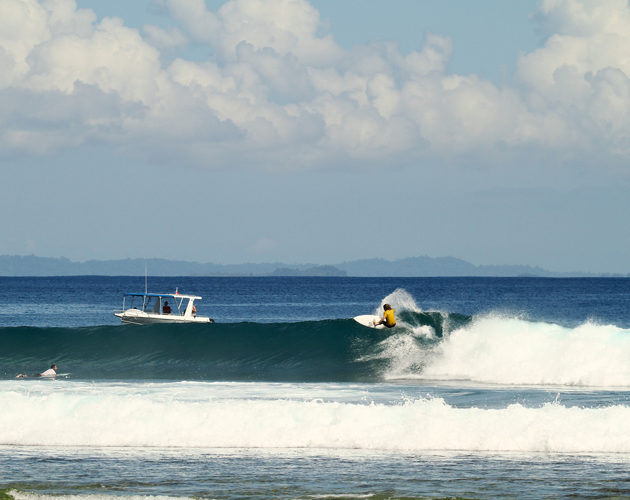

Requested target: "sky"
[{"left": 1, "top": 0, "right": 630, "bottom": 273}]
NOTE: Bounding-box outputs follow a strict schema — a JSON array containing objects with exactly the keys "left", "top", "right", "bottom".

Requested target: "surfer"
[
  {"left": 16, "top": 364, "right": 57, "bottom": 378},
  {"left": 375, "top": 304, "right": 396, "bottom": 328}
]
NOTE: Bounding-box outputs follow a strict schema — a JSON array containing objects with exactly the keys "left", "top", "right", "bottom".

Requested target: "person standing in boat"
[{"left": 163, "top": 301, "right": 172, "bottom": 314}]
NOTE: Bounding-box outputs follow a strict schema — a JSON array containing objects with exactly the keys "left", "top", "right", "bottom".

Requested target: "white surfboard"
[
  {"left": 353, "top": 315, "right": 385, "bottom": 329},
  {"left": 15, "top": 372, "right": 70, "bottom": 379}
]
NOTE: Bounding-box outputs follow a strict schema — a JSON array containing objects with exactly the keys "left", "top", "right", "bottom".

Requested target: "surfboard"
[
  {"left": 353, "top": 315, "right": 385, "bottom": 329},
  {"left": 15, "top": 373, "right": 70, "bottom": 379}
]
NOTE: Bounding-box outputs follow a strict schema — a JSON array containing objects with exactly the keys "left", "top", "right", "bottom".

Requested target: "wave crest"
[{"left": 387, "top": 315, "right": 630, "bottom": 387}]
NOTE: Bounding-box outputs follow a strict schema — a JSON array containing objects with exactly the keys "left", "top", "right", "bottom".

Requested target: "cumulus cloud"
[
  {"left": 1, "top": 0, "right": 630, "bottom": 167},
  {"left": 0, "top": 83, "right": 145, "bottom": 156},
  {"left": 142, "top": 24, "right": 188, "bottom": 51},
  {"left": 518, "top": 0, "right": 630, "bottom": 155}
]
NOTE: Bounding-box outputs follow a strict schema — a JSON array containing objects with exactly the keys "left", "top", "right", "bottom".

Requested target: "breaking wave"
[
  {"left": 3, "top": 291, "right": 630, "bottom": 386},
  {"left": 2, "top": 381, "right": 630, "bottom": 453}
]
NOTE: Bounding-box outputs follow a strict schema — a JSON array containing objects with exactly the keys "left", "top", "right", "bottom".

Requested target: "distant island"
[{"left": 0, "top": 254, "right": 625, "bottom": 277}]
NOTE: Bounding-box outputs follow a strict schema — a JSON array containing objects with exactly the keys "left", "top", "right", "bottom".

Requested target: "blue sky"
[{"left": 2, "top": 0, "right": 630, "bottom": 273}]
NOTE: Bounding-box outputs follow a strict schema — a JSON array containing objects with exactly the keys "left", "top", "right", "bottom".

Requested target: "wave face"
[
  {"left": 4, "top": 312, "right": 630, "bottom": 386},
  {"left": 0, "top": 313, "right": 458, "bottom": 382},
  {"left": 2, "top": 381, "right": 630, "bottom": 453}
]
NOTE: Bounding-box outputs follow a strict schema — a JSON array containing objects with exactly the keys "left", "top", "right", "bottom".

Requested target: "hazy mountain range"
[{"left": 0, "top": 255, "right": 623, "bottom": 277}]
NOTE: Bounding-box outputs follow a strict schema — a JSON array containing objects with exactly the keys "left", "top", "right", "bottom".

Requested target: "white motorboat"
[{"left": 114, "top": 290, "right": 214, "bottom": 325}]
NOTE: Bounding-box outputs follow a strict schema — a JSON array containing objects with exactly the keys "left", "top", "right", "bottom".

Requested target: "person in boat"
[
  {"left": 192, "top": 305, "right": 197, "bottom": 317},
  {"left": 375, "top": 304, "right": 396, "bottom": 328},
  {"left": 163, "top": 301, "right": 172, "bottom": 314},
  {"left": 16, "top": 364, "right": 57, "bottom": 378}
]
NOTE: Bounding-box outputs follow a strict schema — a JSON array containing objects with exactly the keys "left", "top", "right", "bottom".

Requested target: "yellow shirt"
[{"left": 383, "top": 308, "right": 396, "bottom": 327}]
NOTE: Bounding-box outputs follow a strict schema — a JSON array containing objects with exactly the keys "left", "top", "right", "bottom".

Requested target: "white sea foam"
[
  {"left": 375, "top": 288, "right": 422, "bottom": 315},
  {"left": 382, "top": 315, "right": 630, "bottom": 387},
  {"left": 2, "top": 381, "right": 630, "bottom": 453}
]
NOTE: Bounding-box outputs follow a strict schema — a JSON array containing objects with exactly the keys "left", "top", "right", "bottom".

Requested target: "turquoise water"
[{"left": 1, "top": 277, "right": 630, "bottom": 498}]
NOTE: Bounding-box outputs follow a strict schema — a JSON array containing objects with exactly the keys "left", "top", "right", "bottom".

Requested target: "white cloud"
[
  {"left": 161, "top": 0, "right": 221, "bottom": 46},
  {"left": 25, "top": 16, "right": 163, "bottom": 102},
  {"left": 516, "top": 0, "right": 630, "bottom": 154},
  {"left": 142, "top": 24, "right": 188, "bottom": 50},
  {"left": 1, "top": 0, "right": 630, "bottom": 168},
  {"left": 0, "top": 0, "right": 51, "bottom": 86},
  {"left": 167, "top": 0, "right": 342, "bottom": 65},
  {"left": 534, "top": 0, "right": 630, "bottom": 37}
]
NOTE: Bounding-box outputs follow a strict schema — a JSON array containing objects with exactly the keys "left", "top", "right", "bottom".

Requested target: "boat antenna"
[{"left": 145, "top": 263, "right": 148, "bottom": 295}]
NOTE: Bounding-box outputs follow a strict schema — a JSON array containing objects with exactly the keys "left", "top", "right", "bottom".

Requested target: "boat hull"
[{"left": 114, "top": 310, "right": 212, "bottom": 325}]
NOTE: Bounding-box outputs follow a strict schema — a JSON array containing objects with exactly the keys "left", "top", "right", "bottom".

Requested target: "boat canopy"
[{"left": 123, "top": 292, "right": 202, "bottom": 300}]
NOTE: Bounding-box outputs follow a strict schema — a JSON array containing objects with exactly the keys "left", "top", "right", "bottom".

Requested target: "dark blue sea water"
[
  {"left": 2, "top": 276, "right": 629, "bottom": 327},
  {"left": 2, "top": 276, "right": 630, "bottom": 499}
]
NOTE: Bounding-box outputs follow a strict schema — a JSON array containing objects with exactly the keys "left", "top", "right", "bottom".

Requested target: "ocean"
[{"left": 1, "top": 276, "right": 630, "bottom": 499}]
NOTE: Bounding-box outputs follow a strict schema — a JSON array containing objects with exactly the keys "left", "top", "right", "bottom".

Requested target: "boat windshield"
[
  {"left": 122, "top": 293, "right": 190, "bottom": 316},
  {"left": 123, "top": 295, "right": 158, "bottom": 313},
  {"left": 140, "top": 295, "right": 161, "bottom": 313}
]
